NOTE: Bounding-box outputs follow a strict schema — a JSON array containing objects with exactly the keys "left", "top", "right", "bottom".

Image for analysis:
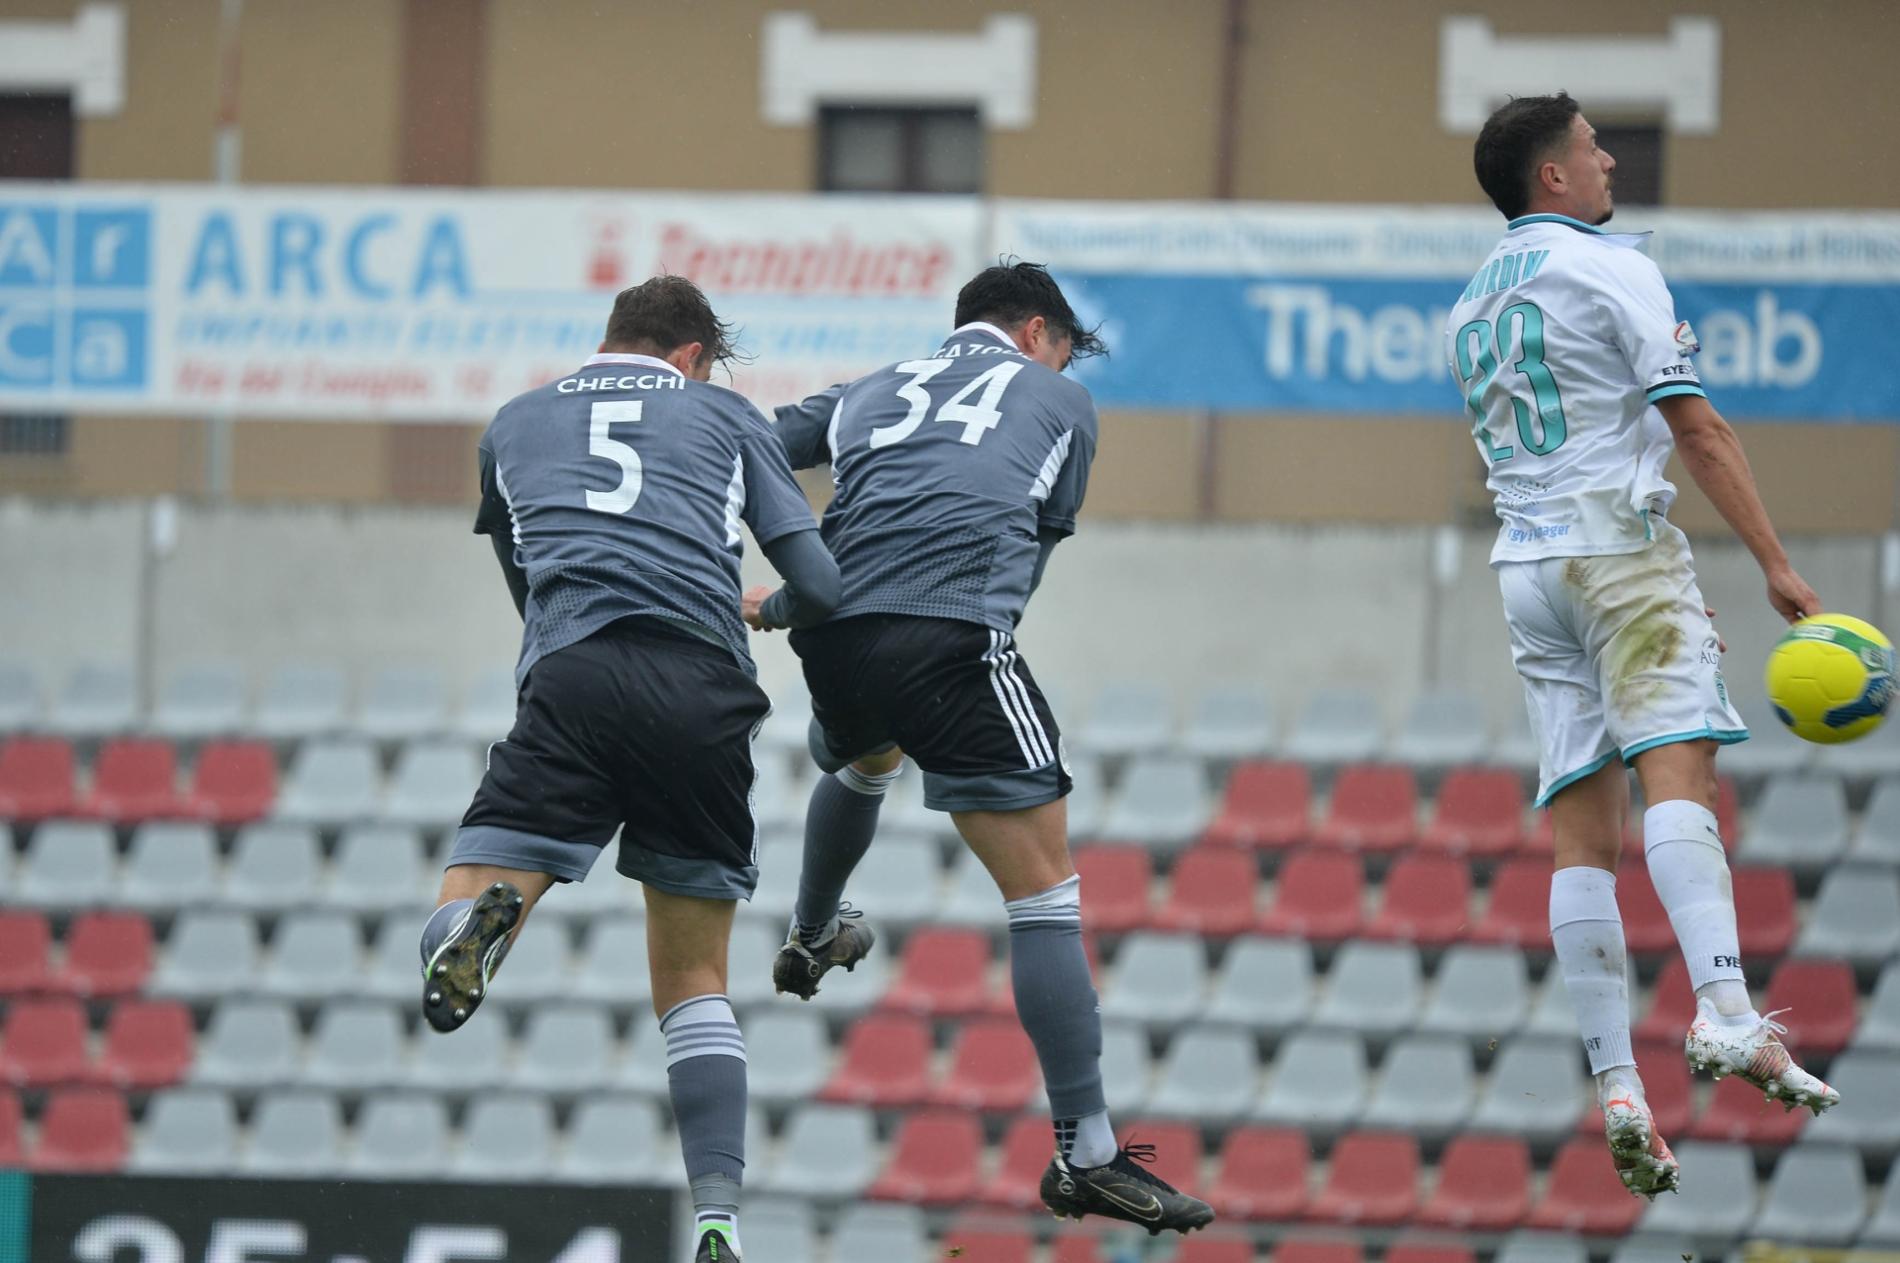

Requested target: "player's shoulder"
[
  {"left": 684, "top": 378, "right": 772, "bottom": 430},
  {"left": 1018, "top": 359, "right": 1098, "bottom": 427}
]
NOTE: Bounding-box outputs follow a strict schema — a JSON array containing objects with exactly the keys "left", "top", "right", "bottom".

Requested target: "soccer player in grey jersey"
[
  {"left": 417, "top": 277, "right": 838, "bottom": 1263},
  {"left": 768, "top": 262, "right": 1215, "bottom": 1235}
]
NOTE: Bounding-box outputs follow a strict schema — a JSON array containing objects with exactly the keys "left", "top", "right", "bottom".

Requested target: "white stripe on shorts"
[
  {"left": 985, "top": 631, "right": 1053, "bottom": 768},
  {"left": 985, "top": 630, "right": 1040, "bottom": 769}
]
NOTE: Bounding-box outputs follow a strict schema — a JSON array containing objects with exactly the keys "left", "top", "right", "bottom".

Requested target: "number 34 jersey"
[
  {"left": 474, "top": 352, "right": 819, "bottom": 683},
  {"left": 1443, "top": 213, "right": 1707, "bottom": 567},
  {"left": 773, "top": 322, "right": 1100, "bottom": 632}
]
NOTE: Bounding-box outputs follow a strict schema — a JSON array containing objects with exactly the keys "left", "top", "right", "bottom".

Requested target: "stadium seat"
[
  {"left": 1365, "top": 853, "right": 1472, "bottom": 946},
  {"left": 979, "top": 1114, "right": 1060, "bottom": 1210},
  {"left": 1072, "top": 846, "right": 1154, "bottom": 932},
  {"left": 153, "top": 910, "right": 260, "bottom": 1001},
  {"left": 1115, "top": 1120, "right": 1202, "bottom": 1197},
  {"left": 1764, "top": 958, "right": 1860, "bottom": 1054},
  {"left": 1420, "top": 768, "right": 1525, "bottom": 858},
  {"left": 1077, "top": 681, "right": 1173, "bottom": 757},
  {"left": 1469, "top": 858, "right": 1553, "bottom": 949},
  {"left": 0, "top": 911, "right": 53, "bottom": 993},
  {"left": 405, "top": 1001, "right": 508, "bottom": 1091},
  {"left": 1101, "top": 933, "right": 1208, "bottom": 1029},
  {"left": 1491, "top": 708, "right": 1540, "bottom": 777},
  {"left": 820, "top": 1013, "right": 933, "bottom": 1108},
  {"left": 1170, "top": 1239, "right": 1256, "bottom": 1263},
  {"left": 1830, "top": 715, "right": 1900, "bottom": 783},
  {"left": 455, "top": 668, "right": 518, "bottom": 745},
  {"left": 881, "top": 928, "right": 995, "bottom": 1017},
  {"left": 132, "top": 1088, "right": 237, "bottom": 1173},
  {"left": 1102, "top": 756, "right": 1211, "bottom": 851},
  {"left": 1416, "top": 1134, "right": 1532, "bottom": 1231},
  {"left": 755, "top": 678, "right": 812, "bottom": 762},
  {"left": 99, "top": 1000, "right": 192, "bottom": 1090},
  {"left": 0, "top": 736, "right": 77, "bottom": 821},
  {"left": 273, "top": 738, "right": 382, "bottom": 828},
  {"left": 1606, "top": 1238, "right": 1699, "bottom": 1263},
  {"left": 243, "top": 1091, "right": 344, "bottom": 1176},
  {"left": 1208, "top": 1126, "right": 1310, "bottom": 1221},
  {"left": 569, "top": 915, "right": 652, "bottom": 1009},
  {"left": 1472, "top": 1038, "right": 1586, "bottom": 1145},
  {"left": 762, "top": 1104, "right": 878, "bottom": 1199},
  {"left": 119, "top": 822, "right": 218, "bottom": 912},
  {"left": 358, "top": 665, "right": 450, "bottom": 742},
  {"left": 325, "top": 823, "right": 432, "bottom": 913},
  {"left": 940, "top": 1220, "right": 1033, "bottom": 1263},
  {"left": 1181, "top": 685, "right": 1276, "bottom": 761},
  {"left": 187, "top": 740, "right": 278, "bottom": 826},
  {"left": 1795, "top": 863, "right": 1900, "bottom": 964},
  {"left": 1254, "top": 1030, "right": 1368, "bottom": 1138},
  {"left": 58, "top": 911, "right": 153, "bottom": 997},
  {"left": 1853, "top": 777, "right": 1900, "bottom": 868},
  {"left": 1720, "top": 699, "right": 1810, "bottom": 782},
  {"left": 192, "top": 1000, "right": 299, "bottom": 1090},
  {"left": 1740, "top": 773, "right": 1850, "bottom": 877},
  {"left": 744, "top": 1009, "right": 831, "bottom": 1105},
  {"left": 848, "top": 838, "right": 944, "bottom": 929},
  {"left": 31, "top": 1088, "right": 128, "bottom": 1172},
  {"left": 454, "top": 1095, "right": 555, "bottom": 1181},
  {"left": 868, "top": 1109, "right": 983, "bottom": 1205},
  {"left": 830, "top": 1205, "right": 926, "bottom": 1260},
  {"left": 303, "top": 1001, "right": 407, "bottom": 1092},
  {"left": 1638, "top": 1140, "right": 1756, "bottom": 1238},
  {"left": 1067, "top": 754, "right": 1108, "bottom": 841},
  {"left": 556, "top": 1097, "right": 668, "bottom": 1184},
  {"left": 224, "top": 822, "right": 324, "bottom": 912},
  {"left": 1204, "top": 761, "right": 1311, "bottom": 851},
  {"left": 0, "top": 660, "right": 40, "bottom": 732},
  {"left": 931, "top": 1017, "right": 1038, "bottom": 1112},
  {"left": 1528, "top": 1136, "right": 1646, "bottom": 1234},
  {"left": 1494, "top": 1233, "right": 1585, "bottom": 1263},
  {"left": 349, "top": 1094, "right": 450, "bottom": 1177},
  {"left": 749, "top": 756, "right": 802, "bottom": 835},
  {"left": 1612, "top": 863, "right": 1676, "bottom": 955},
  {"left": 739, "top": 1203, "right": 816, "bottom": 1263},
  {"left": 1387, "top": 1246, "right": 1474, "bottom": 1263},
  {"left": 48, "top": 663, "right": 137, "bottom": 738},
  {"left": 1311, "top": 941, "right": 1422, "bottom": 1039},
  {"left": 1634, "top": 958, "right": 1694, "bottom": 1044},
  {"left": 17, "top": 819, "right": 117, "bottom": 908},
  {"left": 1154, "top": 847, "right": 1261, "bottom": 936},
  {"left": 1865, "top": 1163, "right": 1900, "bottom": 1248},
  {"left": 383, "top": 740, "right": 481, "bottom": 826},
  {"left": 1207, "top": 936, "right": 1314, "bottom": 1032},
  {"left": 1691, "top": 1072, "right": 1810, "bottom": 1146},
  {"left": 1806, "top": 1051, "right": 1900, "bottom": 1154},
  {"left": 1753, "top": 1143, "right": 1866, "bottom": 1245},
  {"left": 1308, "top": 1130, "right": 1419, "bottom": 1225},
  {"left": 83, "top": 738, "right": 185, "bottom": 822},
  {"left": 260, "top": 910, "right": 360, "bottom": 1002},
  {"left": 1149, "top": 1026, "right": 1259, "bottom": 1122},
  {"left": 1314, "top": 764, "right": 1417, "bottom": 854},
  {"left": 0, "top": 998, "right": 95, "bottom": 1087},
  {"left": 150, "top": 662, "right": 247, "bottom": 740},
  {"left": 1856, "top": 962, "right": 1900, "bottom": 1054},
  {"left": 1284, "top": 688, "right": 1383, "bottom": 766},
  {"left": 1273, "top": 1240, "right": 1364, "bottom": 1263},
  {"left": 510, "top": 1004, "right": 615, "bottom": 1093},
  {"left": 1418, "top": 945, "right": 1530, "bottom": 1044},
  {"left": 1258, "top": 850, "right": 1363, "bottom": 941},
  {"left": 1390, "top": 691, "right": 1490, "bottom": 773},
  {"left": 1361, "top": 1034, "right": 1474, "bottom": 1139},
  {"left": 1099, "top": 1021, "right": 1154, "bottom": 1117},
  {"left": 1731, "top": 865, "right": 1798, "bottom": 959},
  {"left": 1526, "top": 970, "right": 1581, "bottom": 1039}
]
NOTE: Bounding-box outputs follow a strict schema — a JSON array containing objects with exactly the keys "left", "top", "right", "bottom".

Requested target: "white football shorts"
[{"left": 1497, "top": 517, "right": 1748, "bottom": 806}]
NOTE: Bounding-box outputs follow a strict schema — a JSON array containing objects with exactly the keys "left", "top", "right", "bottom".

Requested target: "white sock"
[
  {"left": 1598, "top": 1064, "right": 1645, "bottom": 1104},
  {"left": 1549, "top": 866, "right": 1637, "bottom": 1076},
  {"left": 1069, "top": 1109, "right": 1117, "bottom": 1168},
  {"left": 1643, "top": 800, "right": 1757, "bottom": 1020}
]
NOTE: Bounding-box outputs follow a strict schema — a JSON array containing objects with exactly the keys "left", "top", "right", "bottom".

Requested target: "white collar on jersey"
[
  {"left": 948, "top": 321, "right": 1020, "bottom": 350},
  {"left": 1507, "top": 212, "right": 1653, "bottom": 254},
  {"left": 582, "top": 352, "right": 684, "bottom": 376}
]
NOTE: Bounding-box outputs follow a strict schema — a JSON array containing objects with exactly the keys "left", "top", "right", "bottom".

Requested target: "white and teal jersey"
[{"left": 1444, "top": 213, "right": 1706, "bottom": 566}]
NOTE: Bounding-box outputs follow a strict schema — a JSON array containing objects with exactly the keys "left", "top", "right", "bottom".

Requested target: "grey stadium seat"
[
  {"left": 1311, "top": 941, "right": 1423, "bottom": 1040},
  {"left": 243, "top": 1091, "right": 344, "bottom": 1177},
  {"left": 18, "top": 820, "right": 117, "bottom": 909},
  {"left": 1526, "top": 971, "right": 1586, "bottom": 1040},
  {"left": 758, "top": 1104, "right": 878, "bottom": 1198},
  {"left": 479, "top": 923, "right": 574, "bottom": 1007},
  {"left": 364, "top": 916, "right": 428, "bottom": 1003},
  {"left": 260, "top": 910, "right": 361, "bottom": 1002},
  {"left": 1181, "top": 684, "right": 1277, "bottom": 761},
  {"left": 1101, "top": 933, "right": 1209, "bottom": 1029},
  {"left": 0, "top": 659, "right": 41, "bottom": 731},
  {"left": 254, "top": 663, "right": 348, "bottom": 741},
  {"left": 133, "top": 1089, "right": 238, "bottom": 1174},
  {"left": 845, "top": 839, "right": 943, "bottom": 929},
  {"left": 1491, "top": 706, "right": 1541, "bottom": 776},
  {"left": 1093, "top": 1021, "right": 1154, "bottom": 1117},
  {"left": 326, "top": 824, "right": 433, "bottom": 913},
  {"left": 1752, "top": 1144, "right": 1866, "bottom": 1245},
  {"left": 878, "top": 766, "right": 954, "bottom": 839},
  {"left": 349, "top": 1095, "right": 450, "bottom": 1178},
  {"left": 273, "top": 739, "right": 382, "bottom": 828},
  {"left": 543, "top": 854, "right": 639, "bottom": 920},
  {"left": 725, "top": 920, "right": 779, "bottom": 1009},
  {"left": 1739, "top": 773, "right": 1851, "bottom": 877},
  {"left": 1361, "top": 1033, "right": 1476, "bottom": 1139},
  {"left": 154, "top": 910, "right": 260, "bottom": 1001},
  {"left": 1066, "top": 754, "right": 1108, "bottom": 841},
  {"left": 1254, "top": 1029, "right": 1368, "bottom": 1138},
  {"left": 744, "top": 1009, "right": 831, "bottom": 1105},
  {"left": 1794, "top": 863, "right": 1900, "bottom": 964},
  {"left": 48, "top": 662, "right": 137, "bottom": 737},
  {"left": 1859, "top": 961, "right": 1900, "bottom": 1052},
  {"left": 1283, "top": 687, "right": 1383, "bottom": 766},
  {"left": 119, "top": 822, "right": 219, "bottom": 912},
  {"left": 302, "top": 1000, "right": 407, "bottom": 1091},
  {"left": 750, "top": 755, "right": 803, "bottom": 836},
  {"left": 150, "top": 662, "right": 248, "bottom": 739},
  {"left": 193, "top": 999, "right": 300, "bottom": 1090},
  {"left": 614, "top": 1023, "right": 671, "bottom": 1098},
  {"left": 938, "top": 852, "right": 1007, "bottom": 929},
  {"left": 1495, "top": 1233, "right": 1587, "bottom": 1263},
  {"left": 455, "top": 666, "right": 518, "bottom": 744},
  {"left": 1147, "top": 1026, "right": 1259, "bottom": 1122},
  {"left": 1639, "top": 1140, "right": 1757, "bottom": 1240},
  {"left": 1852, "top": 778, "right": 1900, "bottom": 867},
  {"left": 740, "top": 835, "right": 802, "bottom": 928},
  {"left": 1206, "top": 937, "right": 1314, "bottom": 1033},
  {"left": 1720, "top": 698, "right": 1811, "bottom": 781},
  {"left": 570, "top": 915, "right": 653, "bottom": 1010},
  {"left": 1076, "top": 681, "right": 1174, "bottom": 758},
  {"left": 1389, "top": 690, "right": 1490, "bottom": 774},
  {"left": 357, "top": 664, "right": 451, "bottom": 743},
  {"left": 742, "top": 1199, "right": 816, "bottom": 1263},
  {"left": 756, "top": 679, "right": 812, "bottom": 760},
  {"left": 407, "top": 1004, "right": 509, "bottom": 1089},
  {"left": 509, "top": 1004, "right": 616, "bottom": 1093},
  {"left": 1419, "top": 945, "right": 1531, "bottom": 1045},
  {"left": 1865, "top": 1162, "right": 1900, "bottom": 1248},
  {"left": 1805, "top": 1051, "right": 1900, "bottom": 1156},
  {"left": 453, "top": 1095, "right": 555, "bottom": 1181},
  {"left": 1100, "top": 756, "right": 1211, "bottom": 851},
  {"left": 382, "top": 740, "right": 482, "bottom": 827},
  {"left": 1608, "top": 1238, "right": 1696, "bottom": 1263},
  {"left": 1826, "top": 710, "right": 1900, "bottom": 783},
  {"left": 829, "top": 1205, "right": 926, "bottom": 1260},
  {"left": 557, "top": 1096, "right": 670, "bottom": 1184},
  {"left": 1470, "top": 1037, "right": 1586, "bottom": 1145},
  {"left": 223, "top": 823, "right": 323, "bottom": 911}
]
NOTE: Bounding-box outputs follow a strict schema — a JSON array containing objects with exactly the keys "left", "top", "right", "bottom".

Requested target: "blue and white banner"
[{"left": 991, "top": 203, "right": 1900, "bottom": 420}]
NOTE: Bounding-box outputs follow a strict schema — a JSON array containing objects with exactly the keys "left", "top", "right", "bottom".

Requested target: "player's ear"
[
  {"left": 1021, "top": 315, "right": 1048, "bottom": 354},
  {"left": 665, "top": 341, "right": 707, "bottom": 378}
]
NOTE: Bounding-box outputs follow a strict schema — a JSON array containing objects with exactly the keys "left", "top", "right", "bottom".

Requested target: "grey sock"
[
  {"left": 662, "top": 995, "right": 747, "bottom": 1183},
  {"left": 1006, "top": 876, "right": 1108, "bottom": 1123},
  {"left": 793, "top": 765, "right": 897, "bottom": 942}
]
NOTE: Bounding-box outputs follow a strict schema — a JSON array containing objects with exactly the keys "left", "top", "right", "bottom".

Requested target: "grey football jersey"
[
  {"left": 475, "top": 353, "right": 819, "bottom": 683},
  {"left": 774, "top": 323, "right": 1099, "bottom": 631}
]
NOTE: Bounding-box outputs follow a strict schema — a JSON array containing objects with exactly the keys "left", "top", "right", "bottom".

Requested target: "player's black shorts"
[
  {"left": 448, "top": 617, "right": 770, "bottom": 900},
  {"left": 790, "top": 614, "right": 1071, "bottom": 812}
]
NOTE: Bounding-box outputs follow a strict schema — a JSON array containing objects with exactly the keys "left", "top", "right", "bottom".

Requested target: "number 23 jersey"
[
  {"left": 1443, "top": 214, "right": 1706, "bottom": 567},
  {"left": 774, "top": 322, "right": 1100, "bottom": 632}
]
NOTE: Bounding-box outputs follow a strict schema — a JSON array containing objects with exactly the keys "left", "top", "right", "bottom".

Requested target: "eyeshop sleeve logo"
[{"left": 0, "top": 202, "right": 152, "bottom": 392}]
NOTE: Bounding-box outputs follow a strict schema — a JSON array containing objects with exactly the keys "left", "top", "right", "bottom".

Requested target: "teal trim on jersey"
[
  {"left": 1535, "top": 749, "right": 1619, "bottom": 808},
  {"left": 1620, "top": 726, "right": 1751, "bottom": 763},
  {"left": 1646, "top": 383, "right": 1707, "bottom": 403},
  {"left": 1507, "top": 213, "right": 1608, "bottom": 235},
  {"left": 1640, "top": 508, "right": 1653, "bottom": 542}
]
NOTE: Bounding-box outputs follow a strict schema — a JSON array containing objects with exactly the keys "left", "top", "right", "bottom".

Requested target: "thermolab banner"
[
  {"left": 991, "top": 203, "right": 1900, "bottom": 420},
  {"left": 0, "top": 184, "right": 980, "bottom": 420}
]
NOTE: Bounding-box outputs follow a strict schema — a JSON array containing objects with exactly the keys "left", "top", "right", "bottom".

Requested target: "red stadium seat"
[
  {"left": 57, "top": 912, "right": 153, "bottom": 998},
  {"left": 1416, "top": 1134, "right": 1531, "bottom": 1231},
  {"left": 1579, "top": 1038, "right": 1692, "bottom": 1141},
  {"left": 1364, "top": 853, "right": 1473, "bottom": 947},
  {"left": 1623, "top": 777, "right": 1742, "bottom": 852},
  {"left": 0, "top": 911, "right": 54, "bottom": 994},
  {"left": 1173, "top": 1238, "right": 1257, "bottom": 1263},
  {"left": 0, "top": 1090, "right": 20, "bottom": 1166},
  {"left": 1614, "top": 863, "right": 1676, "bottom": 954},
  {"left": 0, "top": 737, "right": 77, "bottom": 822},
  {"left": 818, "top": 1013, "right": 933, "bottom": 1108},
  {"left": 1523, "top": 810, "right": 1556, "bottom": 858},
  {"left": 98, "top": 1001, "right": 194, "bottom": 1090},
  {"left": 1469, "top": 858, "right": 1552, "bottom": 948},
  {"left": 881, "top": 928, "right": 996, "bottom": 1017},
  {"left": 1635, "top": 958, "right": 1695, "bottom": 1044},
  {"left": 1763, "top": 959, "right": 1860, "bottom": 1055},
  {"left": 1733, "top": 866, "right": 1797, "bottom": 960},
  {"left": 1528, "top": 1136, "right": 1646, "bottom": 1234},
  {"left": 979, "top": 1115, "right": 1056, "bottom": 1210},
  {"left": 1386, "top": 1244, "right": 1476, "bottom": 1263},
  {"left": 82, "top": 739, "right": 185, "bottom": 822},
  {"left": 188, "top": 740, "right": 278, "bottom": 827},
  {"left": 1273, "top": 1238, "right": 1365, "bottom": 1263},
  {"left": 1204, "top": 761, "right": 1311, "bottom": 851},
  {"left": 940, "top": 1220, "right": 1033, "bottom": 1263},
  {"left": 1051, "top": 1237, "right": 1104, "bottom": 1263},
  {"left": 1314, "top": 765, "right": 1417, "bottom": 854},
  {"left": 867, "top": 1109, "right": 983, "bottom": 1206},
  {"left": 1074, "top": 846, "right": 1153, "bottom": 933},
  {"left": 1307, "top": 1131, "right": 1419, "bottom": 1226},
  {"left": 1692, "top": 1072, "right": 1810, "bottom": 1146},
  {"left": 1420, "top": 768, "right": 1526, "bottom": 858},
  {"left": 1120, "top": 1121, "right": 1204, "bottom": 1198},
  {"left": 1208, "top": 1126, "right": 1310, "bottom": 1222},
  {"left": 1258, "top": 851, "right": 1363, "bottom": 941},
  {"left": 0, "top": 998, "right": 96, "bottom": 1087},
  {"left": 1154, "top": 847, "right": 1261, "bottom": 937},
  {"left": 29, "top": 1088, "right": 127, "bottom": 1172},
  {"left": 931, "top": 1018, "right": 1039, "bottom": 1112}
]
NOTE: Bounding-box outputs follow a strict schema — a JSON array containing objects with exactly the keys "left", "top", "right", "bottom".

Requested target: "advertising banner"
[
  {"left": 991, "top": 202, "right": 1900, "bottom": 420},
  {"left": 0, "top": 184, "right": 981, "bottom": 420}
]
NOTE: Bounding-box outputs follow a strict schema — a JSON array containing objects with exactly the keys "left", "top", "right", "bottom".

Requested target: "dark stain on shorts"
[
  {"left": 1563, "top": 558, "right": 1591, "bottom": 590},
  {"left": 1609, "top": 609, "right": 1686, "bottom": 721}
]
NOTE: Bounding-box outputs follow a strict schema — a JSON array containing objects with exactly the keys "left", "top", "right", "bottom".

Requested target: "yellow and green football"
[{"left": 1764, "top": 613, "right": 1894, "bottom": 744}]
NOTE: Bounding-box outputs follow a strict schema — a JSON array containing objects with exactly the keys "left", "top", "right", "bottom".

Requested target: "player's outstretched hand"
[
  {"left": 1765, "top": 567, "right": 1821, "bottom": 625},
  {"left": 742, "top": 585, "right": 776, "bottom": 632},
  {"left": 1705, "top": 607, "right": 1726, "bottom": 655}
]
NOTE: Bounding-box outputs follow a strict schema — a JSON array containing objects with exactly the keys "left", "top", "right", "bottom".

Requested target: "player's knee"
[{"left": 851, "top": 746, "right": 903, "bottom": 778}]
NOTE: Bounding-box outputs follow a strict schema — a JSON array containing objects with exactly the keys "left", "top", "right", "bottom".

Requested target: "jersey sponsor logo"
[
  {"left": 0, "top": 202, "right": 152, "bottom": 392},
  {"left": 1673, "top": 319, "right": 1701, "bottom": 356}
]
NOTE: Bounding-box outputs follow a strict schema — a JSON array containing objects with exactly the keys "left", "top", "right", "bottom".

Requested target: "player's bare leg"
[
  {"left": 1548, "top": 762, "right": 1678, "bottom": 1198},
  {"left": 955, "top": 799, "right": 1214, "bottom": 1235},
  {"left": 772, "top": 744, "right": 902, "bottom": 999},
  {"left": 645, "top": 887, "right": 749, "bottom": 1263},
  {"left": 1633, "top": 741, "right": 1839, "bottom": 1114},
  {"left": 419, "top": 864, "right": 556, "bottom": 1033}
]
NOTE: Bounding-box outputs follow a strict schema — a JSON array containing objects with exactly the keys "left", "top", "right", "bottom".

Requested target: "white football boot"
[
  {"left": 1684, "top": 998, "right": 1842, "bottom": 1114},
  {"left": 1601, "top": 1089, "right": 1680, "bottom": 1200}
]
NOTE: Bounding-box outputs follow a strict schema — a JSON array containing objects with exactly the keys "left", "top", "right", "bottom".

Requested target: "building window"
[
  {"left": 1596, "top": 123, "right": 1664, "bottom": 207},
  {"left": 0, "top": 414, "right": 70, "bottom": 457},
  {"left": 0, "top": 92, "right": 75, "bottom": 180},
  {"left": 818, "top": 106, "right": 983, "bottom": 194}
]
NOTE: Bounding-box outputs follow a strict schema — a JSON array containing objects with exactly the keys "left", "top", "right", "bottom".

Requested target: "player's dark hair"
[
  {"left": 955, "top": 260, "right": 1108, "bottom": 361},
  {"left": 602, "top": 274, "right": 740, "bottom": 368},
  {"left": 1473, "top": 92, "right": 1583, "bottom": 220}
]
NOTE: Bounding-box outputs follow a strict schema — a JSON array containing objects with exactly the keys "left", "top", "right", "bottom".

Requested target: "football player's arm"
[
  {"left": 1028, "top": 525, "right": 1066, "bottom": 596},
  {"left": 737, "top": 417, "right": 842, "bottom": 631},
  {"left": 472, "top": 445, "right": 528, "bottom": 621},
  {"left": 752, "top": 530, "right": 842, "bottom": 630},
  {"left": 772, "top": 384, "right": 846, "bottom": 470},
  {"left": 1028, "top": 394, "right": 1100, "bottom": 596}
]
